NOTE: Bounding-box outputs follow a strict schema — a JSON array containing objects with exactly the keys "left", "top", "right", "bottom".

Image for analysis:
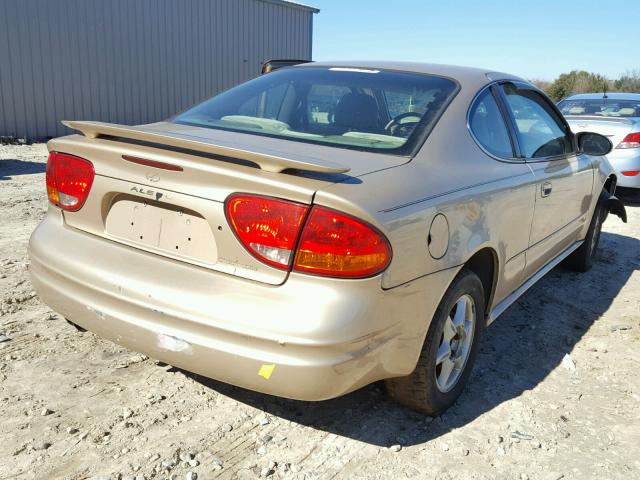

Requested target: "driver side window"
[{"left": 500, "top": 83, "right": 573, "bottom": 158}]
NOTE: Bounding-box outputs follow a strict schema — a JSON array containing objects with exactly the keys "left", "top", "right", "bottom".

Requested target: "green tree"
[
  {"left": 614, "top": 70, "right": 640, "bottom": 92},
  {"left": 529, "top": 78, "right": 551, "bottom": 92},
  {"left": 546, "top": 70, "right": 610, "bottom": 102}
]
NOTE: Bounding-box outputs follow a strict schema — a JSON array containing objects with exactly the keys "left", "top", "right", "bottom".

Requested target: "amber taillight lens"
[
  {"left": 225, "top": 194, "right": 392, "bottom": 278},
  {"left": 293, "top": 206, "right": 392, "bottom": 278},
  {"left": 46, "top": 152, "right": 95, "bottom": 212}
]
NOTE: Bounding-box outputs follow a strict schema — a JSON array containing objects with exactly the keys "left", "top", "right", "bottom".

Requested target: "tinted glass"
[
  {"left": 502, "top": 83, "right": 573, "bottom": 158},
  {"left": 173, "top": 67, "right": 458, "bottom": 154},
  {"left": 307, "top": 84, "right": 351, "bottom": 124},
  {"left": 558, "top": 98, "right": 640, "bottom": 118},
  {"left": 469, "top": 89, "right": 513, "bottom": 158}
]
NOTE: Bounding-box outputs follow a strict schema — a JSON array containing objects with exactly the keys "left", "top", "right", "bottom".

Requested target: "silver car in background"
[{"left": 558, "top": 93, "right": 640, "bottom": 188}]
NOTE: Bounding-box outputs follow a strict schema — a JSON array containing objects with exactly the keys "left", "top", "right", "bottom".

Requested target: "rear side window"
[
  {"left": 469, "top": 89, "right": 514, "bottom": 158},
  {"left": 501, "top": 83, "right": 573, "bottom": 158}
]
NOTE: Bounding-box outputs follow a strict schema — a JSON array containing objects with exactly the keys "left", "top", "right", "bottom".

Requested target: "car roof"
[
  {"left": 564, "top": 92, "right": 640, "bottom": 101},
  {"left": 294, "top": 60, "right": 524, "bottom": 85}
]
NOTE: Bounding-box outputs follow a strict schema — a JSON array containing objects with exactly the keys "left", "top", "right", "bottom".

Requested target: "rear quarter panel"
[{"left": 315, "top": 79, "right": 537, "bottom": 310}]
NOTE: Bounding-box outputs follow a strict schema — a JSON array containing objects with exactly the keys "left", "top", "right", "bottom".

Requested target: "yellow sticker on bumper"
[{"left": 258, "top": 364, "right": 276, "bottom": 379}]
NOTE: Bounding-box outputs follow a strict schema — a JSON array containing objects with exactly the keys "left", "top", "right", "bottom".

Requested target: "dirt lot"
[{"left": 1, "top": 144, "right": 639, "bottom": 480}]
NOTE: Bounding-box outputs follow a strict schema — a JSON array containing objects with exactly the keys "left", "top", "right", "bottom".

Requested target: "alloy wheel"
[{"left": 435, "top": 294, "right": 476, "bottom": 393}]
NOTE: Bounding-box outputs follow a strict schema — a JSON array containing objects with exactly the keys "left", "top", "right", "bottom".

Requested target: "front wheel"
[{"left": 385, "top": 269, "right": 485, "bottom": 415}]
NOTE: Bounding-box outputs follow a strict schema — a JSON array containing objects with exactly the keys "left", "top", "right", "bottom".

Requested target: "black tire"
[
  {"left": 565, "top": 201, "right": 605, "bottom": 272},
  {"left": 385, "top": 269, "right": 485, "bottom": 415}
]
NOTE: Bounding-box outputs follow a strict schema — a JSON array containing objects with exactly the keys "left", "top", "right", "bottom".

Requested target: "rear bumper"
[
  {"left": 29, "top": 209, "right": 455, "bottom": 401},
  {"left": 608, "top": 149, "right": 640, "bottom": 188}
]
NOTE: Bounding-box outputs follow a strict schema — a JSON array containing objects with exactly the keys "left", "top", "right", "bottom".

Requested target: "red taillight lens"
[
  {"left": 46, "top": 152, "right": 94, "bottom": 211},
  {"left": 293, "top": 206, "right": 392, "bottom": 278},
  {"left": 225, "top": 194, "right": 308, "bottom": 270},
  {"left": 616, "top": 132, "right": 640, "bottom": 149},
  {"left": 622, "top": 170, "right": 640, "bottom": 176},
  {"left": 225, "top": 194, "right": 393, "bottom": 278}
]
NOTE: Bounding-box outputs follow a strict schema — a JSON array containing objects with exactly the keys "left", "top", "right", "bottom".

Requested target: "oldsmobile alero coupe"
[{"left": 29, "top": 62, "right": 626, "bottom": 414}]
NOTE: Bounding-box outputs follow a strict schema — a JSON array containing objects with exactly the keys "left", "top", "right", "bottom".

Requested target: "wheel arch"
[{"left": 463, "top": 247, "right": 499, "bottom": 316}]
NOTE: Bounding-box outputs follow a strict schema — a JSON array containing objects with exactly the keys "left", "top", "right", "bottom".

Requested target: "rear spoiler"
[
  {"left": 564, "top": 115, "right": 637, "bottom": 126},
  {"left": 62, "top": 121, "right": 350, "bottom": 174}
]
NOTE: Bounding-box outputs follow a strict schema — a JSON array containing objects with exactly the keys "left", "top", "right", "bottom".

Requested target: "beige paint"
[
  {"left": 106, "top": 199, "right": 218, "bottom": 266},
  {"left": 62, "top": 121, "right": 350, "bottom": 174},
  {"left": 29, "top": 62, "right": 617, "bottom": 401}
]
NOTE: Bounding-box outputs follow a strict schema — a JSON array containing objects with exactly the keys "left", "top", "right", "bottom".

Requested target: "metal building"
[{"left": 0, "top": 0, "right": 318, "bottom": 140}]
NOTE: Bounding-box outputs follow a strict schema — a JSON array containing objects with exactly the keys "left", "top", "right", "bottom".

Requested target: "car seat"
[{"left": 332, "top": 93, "right": 381, "bottom": 133}]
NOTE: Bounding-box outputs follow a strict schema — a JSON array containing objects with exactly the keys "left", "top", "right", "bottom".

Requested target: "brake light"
[
  {"left": 616, "top": 132, "right": 640, "bottom": 149},
  {"left": 294, "top": 206, "right": 392, "bottom": 278},
  {"left": 46, "top": 152, "right": 94, "bottom": 211},
  {"left": 225, "top": 194, "right": 392, "bottom": 278},
  {"left": 225, "top": 194, "right": 308, "bottom": 270},
  {"left": 622, "top": 170, "right": 640, "bottom": 176},
  {"left": 122, "top": 155, "right": 183, "bottom": 171}
]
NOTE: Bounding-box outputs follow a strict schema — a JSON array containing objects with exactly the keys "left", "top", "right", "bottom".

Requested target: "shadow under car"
[{"left": 171, "top": 229, "right": 638, "bottom": 447}]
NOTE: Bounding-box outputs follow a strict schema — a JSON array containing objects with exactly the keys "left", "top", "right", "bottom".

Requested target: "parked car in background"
[
  {"left": 29, "top": 62, "right": 626, "bottom": 415},
  {"left": 558, "top": 93, "right": 640, "bottom": 188}
]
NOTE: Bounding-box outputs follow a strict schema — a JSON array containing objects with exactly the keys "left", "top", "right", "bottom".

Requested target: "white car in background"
[{"left": 558, "top": 93, "right": 640, "bottom": 188}]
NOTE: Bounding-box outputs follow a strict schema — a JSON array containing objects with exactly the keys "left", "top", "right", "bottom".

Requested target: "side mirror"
[{"left": 576, "top": 131, "right": 612, "bottom": 156}]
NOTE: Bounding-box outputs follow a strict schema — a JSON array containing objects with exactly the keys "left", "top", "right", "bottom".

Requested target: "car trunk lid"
[
  {"left": 49, "top": 121, "right": 409, "bottom": 285},
  {"left": 565, "top": 115, "right": 638, "bottom": 148}
]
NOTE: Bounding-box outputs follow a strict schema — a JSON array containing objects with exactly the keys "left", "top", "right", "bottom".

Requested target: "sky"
[{"left": 311, "top": 0, "right": 639, "bottom": 81}]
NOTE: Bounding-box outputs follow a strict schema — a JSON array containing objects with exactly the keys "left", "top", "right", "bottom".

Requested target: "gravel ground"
[{"left": 1, "top": 144, "right": 639, "bottom": 480}]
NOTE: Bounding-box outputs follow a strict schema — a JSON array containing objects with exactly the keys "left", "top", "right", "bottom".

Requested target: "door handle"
[{"left": 541, "top": 182, "right": 552, "bottom": 197}]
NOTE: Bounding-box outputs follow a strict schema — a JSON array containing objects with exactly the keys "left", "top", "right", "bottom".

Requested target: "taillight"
[
  {"left": 225, "top": 194, "right": 392, "bottom": 278},
  {"left": 46, "top": 152, "right": 94, "bottom": 211},
  {"left": 622, "top": 170, "right": 640, "bottom": 176},
  {"left": 293, "top": 206, "right": 392, "bottom": 278},
  {"left": 225, "top": 194, "right": 308, "bottom": 270},
  {"left": 616, "top": 132, "right": 640, "bottom": 149}
]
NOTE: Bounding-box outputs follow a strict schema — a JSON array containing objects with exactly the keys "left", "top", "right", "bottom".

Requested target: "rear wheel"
[
  {"left": 386, "top": 269, "right": 485, "bottom": 415},
  {"left": 566, "top": 201, "right": 605, "bottom": 272}
]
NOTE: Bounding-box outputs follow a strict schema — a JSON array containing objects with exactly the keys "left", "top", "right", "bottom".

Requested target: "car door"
[
  {"left": 497, "top": 82, "right": 594, "bottom": 279},
  {"left": 467, "top": 85, "right": 536, "bottom": 304}
]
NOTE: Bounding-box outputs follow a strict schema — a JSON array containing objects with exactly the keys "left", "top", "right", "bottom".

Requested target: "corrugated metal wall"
[{"left": 0, "top": 0, "right": 316, "bottom": 139}]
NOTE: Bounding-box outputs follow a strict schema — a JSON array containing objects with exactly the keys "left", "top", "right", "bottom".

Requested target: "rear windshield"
[
  {"left": 173, "top": 67, "right": 458, "bottom": 154},
  {"left": 557, "top": 98, "right": 640, "bottom": 118}
]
